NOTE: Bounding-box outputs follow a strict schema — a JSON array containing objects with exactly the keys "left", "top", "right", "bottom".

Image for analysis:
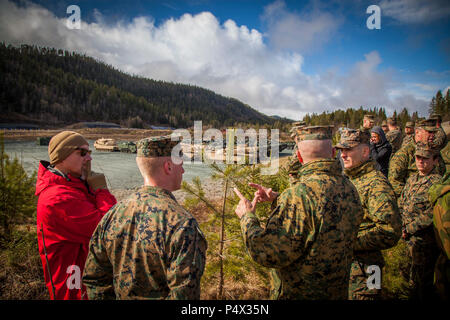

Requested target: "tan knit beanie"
[{"left": 48, "top": 131, "right": 89, "bottom": 165}]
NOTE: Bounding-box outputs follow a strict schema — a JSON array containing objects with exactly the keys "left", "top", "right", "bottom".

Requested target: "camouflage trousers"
[
  {"left": 348, "top": 260, "right": 382, "bottom": 300},
  {"left": 405, "top": 235, "right": 440, "bottom": 300}
]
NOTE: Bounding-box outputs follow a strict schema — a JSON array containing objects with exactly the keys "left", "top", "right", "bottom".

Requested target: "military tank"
[
  {"left": 36, "top": 136, "right": 51, "bottom": 146},
  {"left": 94, "top": 138, "right": 119, "bottom": 152},
  {"left": 118, "top": 141, "right": 137, "bottom": 153}
]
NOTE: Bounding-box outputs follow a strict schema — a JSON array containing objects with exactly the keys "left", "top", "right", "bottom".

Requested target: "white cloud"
[
  {"left": 261, "top": 0, "right": 341, "bottom": 53},
  {"left": 412, "top": 83, "right": 437, "bottom": 92},
  {"left": 0, "top": 0, "right": 434, "bottom": 120},
  {"left": 380, "top": 0, "right": 450, "bottom": 24}
]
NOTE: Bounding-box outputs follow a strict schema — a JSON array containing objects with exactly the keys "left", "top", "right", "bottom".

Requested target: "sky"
[{"left": 0, "top": 0, "right": 449, "bottom": 120}]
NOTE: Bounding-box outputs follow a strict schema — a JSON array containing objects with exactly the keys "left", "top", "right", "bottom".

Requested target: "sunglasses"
[{"left": 76, "top": 148, "right": 92, "bottom": 157}]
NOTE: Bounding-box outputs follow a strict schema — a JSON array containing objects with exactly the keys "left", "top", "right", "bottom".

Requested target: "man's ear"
[
  {"left": 363, "top": 145, "right": 371, "bottom": 158},
  {"left": 296, "top": 149, "right": 303, "bottom": 164},
  {"left": 433, "top": 157, "right": 439, "bottom": 166},
  {"left": 163, "top": 160, "right": 172, "bottom": 175}
]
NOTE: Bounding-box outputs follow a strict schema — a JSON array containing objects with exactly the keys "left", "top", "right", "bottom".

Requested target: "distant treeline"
[
  {"left": 0, "top": 43, "right": 286, "bottom": 129},
  {"left": 1, "top": 43, "right": 447, "bottom": 132},
  {"left": 303, "top": 89, "right": 450, "bottom": 129}
]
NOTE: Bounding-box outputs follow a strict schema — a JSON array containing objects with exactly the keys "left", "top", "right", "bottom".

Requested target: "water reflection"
[{"left": 4, "top": 139, "right": 292, "bottom": 190}]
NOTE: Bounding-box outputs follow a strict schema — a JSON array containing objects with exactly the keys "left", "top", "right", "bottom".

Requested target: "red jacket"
[{"left": 35, "top": 161, "right": 117, "bottom": 300}]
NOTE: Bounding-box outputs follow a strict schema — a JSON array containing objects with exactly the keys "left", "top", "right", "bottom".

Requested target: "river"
[{"left": 3, "top": 139, "right": 292, "bottom": 190}]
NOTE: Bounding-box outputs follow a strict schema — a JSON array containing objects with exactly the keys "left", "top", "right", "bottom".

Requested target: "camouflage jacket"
[
  {"left": 388, "top": 141, "right": 446, "bottom": 198},
  {"left": 240, "top": 159, "right": 363, "bottom": 300},
  {"left": 432, "top": 126, "right": 448, "bottom": 151},
  {"left": 400, "top": 167, "right": 442, "bottom": 238},
  {"left": 429, "top": 172, "right": 450, "bottom": 299},
  {"left": 286, "top": 144, "right": 302, "bottom": 179},
  {"left": 360, "top": 125, "right": 371, "bottom": 134},
  {"left": 401, "top": 134, "right": 414, "bottom": 148},
  {"left": 441, "top": 140, "right": 450, "bottom": 173},
  {"left": 344, "top": 160, "right": 402, "bottom": 265},
  {"left": 386, "top": 129, "right": 403, "bottom": 154},
  {"left": 429, "top": 173, "right": 450, "bottom": 259},
  {"left": 82, "top": 186, "right": 207, "bottom": 300}
]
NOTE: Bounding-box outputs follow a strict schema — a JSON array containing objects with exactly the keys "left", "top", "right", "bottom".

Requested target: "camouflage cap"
[
  {"left": 290, "top": 121, "right": 307, "bottom": 137},
  {"left": 335, "top": 129, "right": 370, "bottom": 149},
  {"left": 363, "top": 114, "right": 375, "bottom": 121},
  {"left": 415, "top": 142, "right": 437, "bottom": 159},
  {"left": 405, "top": 121, "right": 414, "bottom": 128},
  {"left": 296, "top": 125, "right": 334, "bottom": 141},
  {"left": 387, "top": 117, "right": 397, "bottom": 125},
  {"left": 429, "top": 113, "right": 442, "bottom": 122},
  {"left": 415, "top": 119, "right": 438, "bottom": 132},
  {"left": 136, "top": 135, "right": 180, "bottom": 157}
]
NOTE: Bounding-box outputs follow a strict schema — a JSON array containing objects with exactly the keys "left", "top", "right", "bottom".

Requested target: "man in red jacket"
[{"left": 35, "top": 131, "right": 117, "bottom": 300}]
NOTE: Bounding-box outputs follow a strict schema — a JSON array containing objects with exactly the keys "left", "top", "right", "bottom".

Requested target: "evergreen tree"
[{"left": 0, "top": 133, "right": 37, "bottom": 241}]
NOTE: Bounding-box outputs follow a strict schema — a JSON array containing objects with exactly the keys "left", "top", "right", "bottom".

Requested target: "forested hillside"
[{"left": 0, "top": 43, "right": 280, "bottom": 128}]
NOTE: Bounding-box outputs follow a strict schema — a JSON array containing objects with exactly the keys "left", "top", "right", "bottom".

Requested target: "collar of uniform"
[
  {"left": 298, "top": 158, "right": 341, "bottom": 176},
  {"left": 408, "top": 168, "right": 438, "bottom": 189},
  {"left": 48, "top": 164, "right": 71, "bottom": 181},
  {"left": 139, "top": 185, "right": 177, "bottom": 202},
  {"left": 416, "top": 165, "right": 440, "bottom": 180},
  {"left": 343, "top": 160, "right": 375, "bottom": 178}
]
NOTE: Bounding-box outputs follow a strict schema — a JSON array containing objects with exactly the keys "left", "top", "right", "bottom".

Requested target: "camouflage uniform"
[
  {"left": 82, "top": 136, "right": 207, "bottom": 300},
  {"left": 360, "top": 114, "right": 375, "bottom": 134},
  {"left": 429, "top": 114, "right": 449, "bottom": 172},
  {"left": 429, "top": 114, "right": 448, "bottom": 152},
  {"left": 388, "top": 120, "right": 446, "bottom": 198},
  {"left": 384, "top": 118, "right": 402, "bottom": 155},
  {"left": 441, "top": 140, "right": 450, "bottom": 173},
  {"left": 240, "top": 126, "right": 363, "bottom": 300},
  {"left": 286, "top": 121, "right": 306, "bottom": 183},
  {"left": 386, "top": 130, "right": 403, "bottom": 155},
  {"left": 400, "top": 144, "right": 442, "bottom": 300},
  {"left": 337, "top": 129, "right": 402, "bottom": 300},
  {"left": 432, "top": 126, "right": 448, "bottom": 151},
  {"left": 401, "top": 134, "right": 414, "bottom": 148},
  {"left": 429, "top": 172, "right": 450, "bottom": 300},
  {"left": 401, "top": 121, "right": 415, "bottom": 148}
]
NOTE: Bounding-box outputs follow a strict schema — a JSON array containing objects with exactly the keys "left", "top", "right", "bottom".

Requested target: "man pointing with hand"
[{"left": 234, "top": 126, "right": 363, "bottom": 300}]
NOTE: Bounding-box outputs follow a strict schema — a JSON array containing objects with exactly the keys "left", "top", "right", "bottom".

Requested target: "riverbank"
[
  {"left": 1, "top": 127, "right": 294, "bottom": 143},
  {"left": 110, "top": 154, "right": 292, "bottom": 203},
  {"left": 111, "top": 177, "right": 226, "bottom": 204},
  {"left": 1, "top": 128, "right": 172, "bottom": 141}
]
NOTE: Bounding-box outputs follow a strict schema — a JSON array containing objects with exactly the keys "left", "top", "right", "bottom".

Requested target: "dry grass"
[
  {"left": 201, "top": 272, "right": 270, "bottom": 300},
  {"left": 0, "top": 229, "right": 49, "bottom": 300},
  {"left": 186, "top": 197, "right": 271, "bottom": 300}
]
